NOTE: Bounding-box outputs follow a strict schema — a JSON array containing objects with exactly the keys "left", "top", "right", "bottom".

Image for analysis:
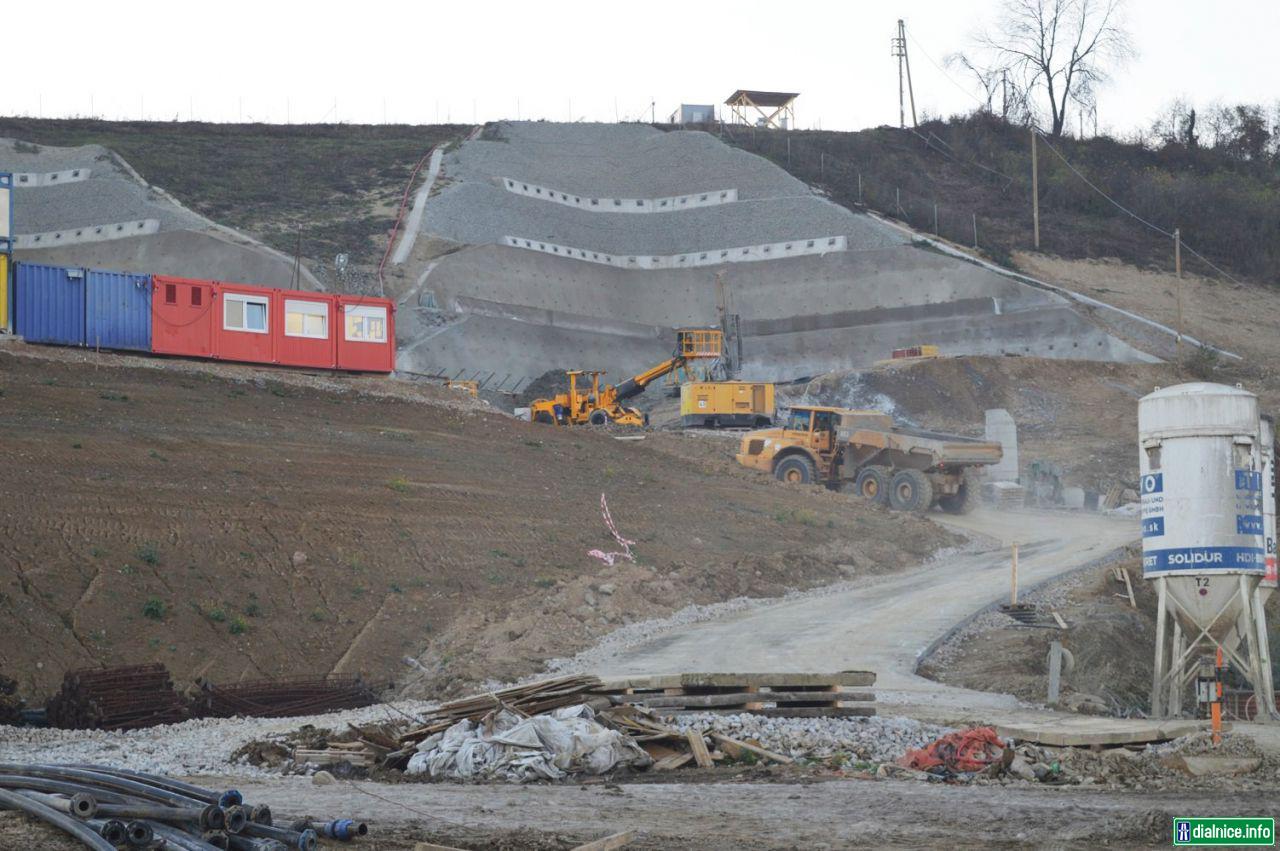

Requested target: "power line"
[
  {"left": 904, "top": 30, "right": 988, "bottom": 109},
  {"left": 1033, "top": 130, "right": 1245, "bottom": 285}
]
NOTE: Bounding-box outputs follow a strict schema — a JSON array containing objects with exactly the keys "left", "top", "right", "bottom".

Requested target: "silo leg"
[
  {"left": 1168, "top": 621, "right": 1184, "bottom": 716},
  {"left": 1239, "top": 575, "right": 1272, "bottom": 723},
  {"left": 1152, "top": 577, "right": 1169, "bottom": 719},
  {"left": 1251, "top": 585, "right": 1278, "bottom": 721}
]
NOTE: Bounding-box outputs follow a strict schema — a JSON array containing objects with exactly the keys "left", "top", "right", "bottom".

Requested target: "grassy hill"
[{"left": 722, "top": 112, "right": 1280, "bottom": 286}]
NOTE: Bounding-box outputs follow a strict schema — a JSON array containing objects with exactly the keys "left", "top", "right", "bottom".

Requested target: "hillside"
[
  {"left": 723, "top": 112, "right": 1280, "bottom": 287},
  {"left": 0, "top": 340, "right": 954, "bottom": 701},
  {"left": 0, "top": 118, "right": 467, "bottom": 283}
]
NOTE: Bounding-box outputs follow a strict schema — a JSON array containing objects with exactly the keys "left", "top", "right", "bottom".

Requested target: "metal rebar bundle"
[
  {"left": 194, "top": 675, "right": 377, "bottom": 719},
  {"left": 45, "top": 664, "right": 188, "bottom": 731},
  {"left": 0, "top": 764, "right": 366, "bottom": 849}
]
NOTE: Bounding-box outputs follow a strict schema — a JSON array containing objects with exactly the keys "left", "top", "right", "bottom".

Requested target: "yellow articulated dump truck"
[
  {"left": 680, "top": 381, "right": 774, "bottom": 428},
  {"left": 736, "top": 405, "right": 1003, "bottom": 513}
]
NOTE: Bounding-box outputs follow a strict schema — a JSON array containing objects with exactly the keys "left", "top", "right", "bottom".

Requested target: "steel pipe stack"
[
  {"left": 0, "top": 764, "right": 368, "bottom": 848},
  {"left": 45, "top": 665, "right": 187, "bottom": 731}
]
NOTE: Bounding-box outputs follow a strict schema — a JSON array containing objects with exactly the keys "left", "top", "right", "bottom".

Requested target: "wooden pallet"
[{"left": 594, "top": 672, "right": 876, "bottom": 716}]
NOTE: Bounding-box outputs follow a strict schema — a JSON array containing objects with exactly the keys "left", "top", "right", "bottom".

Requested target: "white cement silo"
[{"left": 1139, "top": 383, "right": 1276, "bottom": 720}]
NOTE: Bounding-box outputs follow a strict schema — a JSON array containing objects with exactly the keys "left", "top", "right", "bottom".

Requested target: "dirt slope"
[
  {"left": 0, "top": 344, "right": 955, "bottom": 701},
  {"left": 794, "top": 355, "right": 1179, "bottom": 492}
]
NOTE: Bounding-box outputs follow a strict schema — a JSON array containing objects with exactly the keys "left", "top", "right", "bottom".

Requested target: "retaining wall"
[{"left": 501, "top": 177, "right": 738, "bottom": 212}]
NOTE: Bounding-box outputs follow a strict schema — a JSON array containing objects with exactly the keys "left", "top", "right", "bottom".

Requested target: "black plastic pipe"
[
  {"left": 0, "top": 787, "right": 115, "bottom": 850},
  {"left": 243, "top": 821, "right": 317, "bottom": 851},
  {"left": 0, "top": 774, "right": 129, "bottom": 804},
  {"left": 0, "top": 764, "right": 206, "bottom": 808},
  {"left": 150, "top": 821, "right": 224, "bottom": 851},
  {"left": 13, "top": 788, "right": 98, "bottom": 818}
]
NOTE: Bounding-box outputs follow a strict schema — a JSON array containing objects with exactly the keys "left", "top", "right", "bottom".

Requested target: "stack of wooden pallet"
[
  {"left": 396, "top": 674, "right": 604, "bottom": 747},
  {"left": 293, "top": 740, "right": 380, "bottom": 768},
  {"left": 592, "top": 672, "right": 876, "bottom": 718}
]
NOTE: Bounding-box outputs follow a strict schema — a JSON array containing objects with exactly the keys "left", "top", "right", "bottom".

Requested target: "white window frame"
[
  {"left": 284, "top": 299, "right": 329, "bottom": 340},
  {"left": 223, "top": 293, "right": 269, "bottom": 334},
  {"left": 344, "top": 304, "right": 388, "bottom": 343}
]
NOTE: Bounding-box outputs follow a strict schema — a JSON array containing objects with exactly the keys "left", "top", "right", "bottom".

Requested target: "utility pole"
[
  {"left": 1031, "top": 128, "right": 1041, "bottom": 250},
  {"left": 1174, "top": 228, "right": 1183, "bottom": 354},
  {"left": 890, "top": 20, "right": 917, "bottom": 128},
  {"left": 1001, "top": 70, "right": 1008, "bottom": 120}
]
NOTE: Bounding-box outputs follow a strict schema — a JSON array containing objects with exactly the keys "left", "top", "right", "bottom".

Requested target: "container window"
[
  {"left": 191, "top": 288, "right": 202, "bottom": 307},
  {"left": 344, "top": 305, "right": 387, "bottom": 343},
  {"left": 164, "top": 284, "right": 177, "bottom": 304},
  {"left": 285, "top": 299, "right": 329, "bottom": 339},
  {"left": 224, "top": 293, "right": 269, "bottom": 334}
]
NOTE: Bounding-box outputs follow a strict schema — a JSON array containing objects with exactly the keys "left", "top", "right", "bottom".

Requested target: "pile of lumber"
[
  {"left": 602, "top": 705, "right": 793, "bottom": 771},
  {"left": 593, "top": 672, "right": 876, "bottom": 718},
  {"left": 293, "top": 740, "right": 380, "bottom": 768},
  {"left": 397, "top": 675, "right": 604, "bottom": 746}
]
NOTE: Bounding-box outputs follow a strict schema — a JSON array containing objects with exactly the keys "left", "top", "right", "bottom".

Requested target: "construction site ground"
[{"left": 0, "top": 339, "right": 953, "bottom": 701}]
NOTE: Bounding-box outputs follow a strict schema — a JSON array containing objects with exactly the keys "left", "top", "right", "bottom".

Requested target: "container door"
[
  {"left": 152, "top": 277, "right": 215, "bottom": 357},
  {"left": 87, "top": 270, "right": 152, "bottom": 352},
  {"left": 15, "top": 263, "right": 86, "bottom": 346}
]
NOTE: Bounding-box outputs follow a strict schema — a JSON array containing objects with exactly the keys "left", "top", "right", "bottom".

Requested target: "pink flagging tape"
[{"left": 588, "top": 493, "right": 636, "bottom": 566}]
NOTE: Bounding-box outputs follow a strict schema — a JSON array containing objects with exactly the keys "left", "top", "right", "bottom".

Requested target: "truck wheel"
[
  {"left": 774, "top": 456, "right": 816, "bottom": 485},
  {"left": 889, "top": 469, "right": 934, "bottom": 512},
  {"left": 853, "top": 466, "right": 890, "bottom": 505},
  {"left": 938, "top": 480, "right": 977, "bottom": 514},
  {"left": 588, "top": 409, "right": 610, "bottom": 426},
  {"left": 534, "top": 411, "right": 555, "bottom": 425}
]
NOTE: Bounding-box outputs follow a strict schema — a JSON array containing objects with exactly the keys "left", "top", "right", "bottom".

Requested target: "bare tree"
[{"left": 972, "top": 0, "right": 1134, "bottom": 137}]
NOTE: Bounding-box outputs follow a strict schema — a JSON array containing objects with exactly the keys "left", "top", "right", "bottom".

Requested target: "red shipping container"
[
  {"left": 216, "top": 283, "right": 275, "bottom": 365},
  {"left": 335, "top": 295, "right": 395, "bottom": 372},
  {"left": 274, "top": 289, "right": 337, "bottom": 369},
  {"left": 152, "top": 275, "right": 217, "bottom": 358}
]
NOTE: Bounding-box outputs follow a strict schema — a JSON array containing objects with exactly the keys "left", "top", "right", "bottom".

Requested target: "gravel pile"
[
  {"left": 447, "top": 122, "right": 812, "bottom": 201},
  {"left": 666, "top": 712, "right": 954, "bottom": 764},
  {"left": 0, "top": 138, "right": 205, "bottom": 234},
  {"left": 0, "top": 700, "right": 436, "bottom": 777}
]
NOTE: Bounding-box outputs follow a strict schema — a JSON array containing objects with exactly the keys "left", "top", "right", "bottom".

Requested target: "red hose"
[{"left": 377, "top": 145, "right": 437, "bottom": 293}]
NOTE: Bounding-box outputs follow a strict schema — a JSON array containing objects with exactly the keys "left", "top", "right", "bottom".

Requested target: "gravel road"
[{"left": 579, "top": 507, "right": 1138, "bottom": 715}]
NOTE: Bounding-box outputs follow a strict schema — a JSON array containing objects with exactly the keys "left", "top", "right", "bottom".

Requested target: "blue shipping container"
[
  {"left": 86, "top": 269, "right": 151, "bottom": 352},
  {"left": 15, "top": 263, "right": 85, "bottom": 346}
]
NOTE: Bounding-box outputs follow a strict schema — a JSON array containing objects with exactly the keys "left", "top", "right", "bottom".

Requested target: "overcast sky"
[{"left": 4, "top": 0, "right": 1275, "bottom": 133}]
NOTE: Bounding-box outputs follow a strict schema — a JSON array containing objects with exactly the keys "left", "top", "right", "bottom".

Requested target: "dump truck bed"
[{"left": 838, "top": 425, "right": 1003, "bottom": 466}]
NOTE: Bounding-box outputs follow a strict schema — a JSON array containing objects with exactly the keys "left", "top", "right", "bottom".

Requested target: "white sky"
[{"left": 4, "top": 0, "right": 1276, "bottom": 133}]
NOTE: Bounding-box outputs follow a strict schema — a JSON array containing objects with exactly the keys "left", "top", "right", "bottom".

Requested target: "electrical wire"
[
  {"left": 905, "top": 30, "right": 990, "bottom": 109},
  {"left": 1033, "top": 130, "right": 1246, "bottom": 285}
]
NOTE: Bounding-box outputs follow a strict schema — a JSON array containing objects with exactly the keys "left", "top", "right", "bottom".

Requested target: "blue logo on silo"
[
  {"left": 1236, "top": 470, "right": 1262, "bottom": 491},
  {"left": 1141, "top": 474, "right": 1163, "bottom": 495},
  {"left": 1238, "top": 515, "right": 1265, "bottom": 535},
  {"left": 1142, "top": 517, "right": 1165, "bottom": 538}
]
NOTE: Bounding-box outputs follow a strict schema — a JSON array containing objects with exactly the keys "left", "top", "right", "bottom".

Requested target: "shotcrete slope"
[
  {"left": 1, "top": 138, "right": 311, "bottom": 287},
  {"left": 400, "top": 121, "right": 1153, "bottom": 387}
]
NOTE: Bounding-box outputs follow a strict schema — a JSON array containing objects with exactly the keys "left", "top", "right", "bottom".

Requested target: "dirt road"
[
  {"left": 194, "top": 772, "right": 1248, "bottom": 849},
  {"left": 587, "top": 508, "right": 1138, "bottom": 714}
]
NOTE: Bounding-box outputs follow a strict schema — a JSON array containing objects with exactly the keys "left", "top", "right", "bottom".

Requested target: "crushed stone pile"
[{"left": 664, "top": 713, "right": 955, "bottom": 765}]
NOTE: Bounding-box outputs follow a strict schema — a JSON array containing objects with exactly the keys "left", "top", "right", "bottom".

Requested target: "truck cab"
[{"left": 736, "top": 405, "right": 847, "bottom": 484}]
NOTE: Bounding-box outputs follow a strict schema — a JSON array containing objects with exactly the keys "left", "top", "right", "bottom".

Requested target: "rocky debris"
[
  {"left": 662, "top": 713, "right": 953, "bottom": 765},
  {"left": 0, "top": 674, "right": 23, "bottom": 727}
]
